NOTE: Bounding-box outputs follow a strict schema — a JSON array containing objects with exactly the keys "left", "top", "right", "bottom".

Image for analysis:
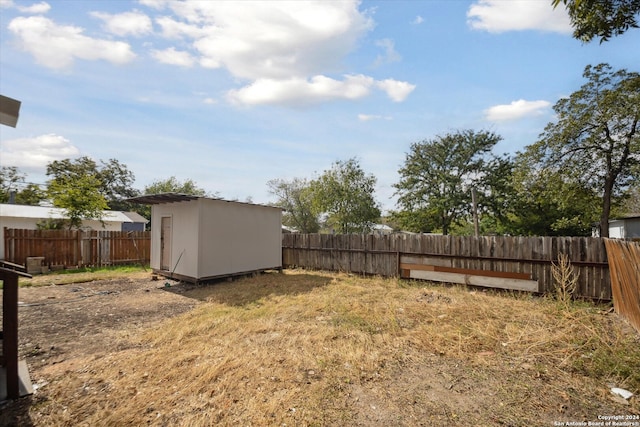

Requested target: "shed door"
[{"left": 160, "top": 216, "right": 172, "bottom": 271}]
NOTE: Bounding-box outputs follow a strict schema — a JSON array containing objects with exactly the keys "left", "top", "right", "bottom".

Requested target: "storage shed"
[{"left": 129, "top": 194, "right": 282, "bottom": 283}]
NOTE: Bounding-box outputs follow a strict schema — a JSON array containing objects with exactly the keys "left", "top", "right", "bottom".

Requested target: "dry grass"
[
  {"left": 14, "top": 270, "right": 640, "bottom": 426},
  {"left": 16, "top": 266, "right": 150, "bottom": 288}
]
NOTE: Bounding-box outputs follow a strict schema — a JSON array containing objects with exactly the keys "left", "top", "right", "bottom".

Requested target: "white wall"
[
  {"left": 150, "top": 198, "right": 281, "bottom": 281},
  {"left": 150, "top": 201, "right": 199, "bottom": 276},
  {"left": 198, "top": 199, "right": 282, "bottom": 279},
  {"left": 608, "top": 218, "right": 640, "bottom": 239},
  {"left": 609, "top": 221, "right": 625, "bottom": 239}
]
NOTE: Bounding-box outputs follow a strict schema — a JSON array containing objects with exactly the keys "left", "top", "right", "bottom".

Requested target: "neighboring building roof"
[
  {"left": 0, "top": 203, "right": 140, "bottom": 223},
  {"left": 372, "top": 224, "right": 393, "bottom": 232},
  {"left": 122, "top": 211, "right": 149, "bottom": 224},
  {"left": 610, "top": 213, "right": 640, "bottom": 220},
  {"left": 127, "top": 193, "right": 282, "bottom": 210}
]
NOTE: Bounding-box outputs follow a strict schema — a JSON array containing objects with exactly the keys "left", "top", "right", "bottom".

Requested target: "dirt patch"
[
  {"left": 1, "top": 274, "right": 200, "bottom": 424},
  {"left": 13, "top": 276, "right": 199, "bottom": 372}
]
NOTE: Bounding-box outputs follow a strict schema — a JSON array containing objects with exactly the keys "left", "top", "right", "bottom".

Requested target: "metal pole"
[{"left": 2, "top": 271, "right": 19, "bottom": 399}]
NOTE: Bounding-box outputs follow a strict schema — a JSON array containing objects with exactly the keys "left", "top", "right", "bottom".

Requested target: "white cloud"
[
  {"left": 151, "top": 47, "right": 195, "bottom": 67},
  {"left": 227, "top": 74, "right": 416, "bottom": 107},
  {"left": 227, "top": 74, "right": 375, "bottom": 107},
  {"left": 467, "top": 0, "right": 571, "bottom": 34},
  {"left": 17, "top": 1, "right": 50, "bottom": 14},
  {"left": 484, "top": 99, "right": 551, "bottom": 121},
  {"left": 6, "top": 0, "right": 415, "bottom": 106},
  {"left": 90, "top": 10, "right": 153, "bottom": 37},
  {"left": 374, "top": 38, "right": 401, "bottom": 67},
  {"left": 358, "top": 114, "right": 392, "bottom": 121},
  {"left": 1, "top": 0, "right": 50, "bottom": 13},
  {"left": 146, "top": 1, "right": 415, "bottom": 106},
  {"left": 375, "top": 79, "right": 416, "bottom": 102},
  {"left": 155, "top": 15, "right": 210, "bottom": 39},
  {"left": 8, "top": 16, "right": 136, "bottom": 69},
  {"left": 202, "top": 98, "right": 216, "bottom": 105},
  {"left": 138, "top": 0, "right": 166, "bottom": 9},
  {"left": 181, "top": 1, "right": 374, "bottom": 80},
  {"left": 412, "top": 15, "right": 424, "bottom": 25},
  {"left": 0, "top": 134, "right": 81, "bottom": 172}
]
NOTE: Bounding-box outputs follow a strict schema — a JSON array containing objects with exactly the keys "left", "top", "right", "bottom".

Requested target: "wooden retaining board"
[{"left": 400, "top": 263, "right": 539, "bottom": 293}]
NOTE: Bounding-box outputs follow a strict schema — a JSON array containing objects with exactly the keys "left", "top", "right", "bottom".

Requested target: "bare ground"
[
  {"left": 0, "top": 271, "right": 638, "bottom": 426},
  {"left": 1, "top": 273, "right": 200, "bottom": 425}
]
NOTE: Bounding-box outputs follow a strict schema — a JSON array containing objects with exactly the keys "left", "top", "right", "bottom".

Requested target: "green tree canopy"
[
  {"left": 47, "top": 173, "right": 109, "bottom": 229},
  {"left": 0, "top": 166, "right": 46, "bottom": 205},
  {"left": 143, "top": 176, "right": 208, "bottom": 196},
  {"left": 15, "top": 183, "right": 46, "bottom": 206},
  {"left": 553, "top": 0, "right": 640, "bottom": 42},
  {"left": 393, "top": 129, "right": 506, "bottom": 235},
  {"left": 268, "top": 177, "right": 320, "bottom": 233},
  {"left": 311, "top": 158, "right": 381, "bottom": 234},
  {"left": 620, "top": 178, "right": 640, "bottom": 213},
  {"left": 133, "top": 176, "right": 210, "bottom": 222},
  {"left": 0, "top": 166, "right": 23, "bottom": 203},
  {"left": 505, "top": 158, "right": 601, "bottom": 236},
  {"left": 526, "top": 63, "right": 639, "bottom": 237},
  {"left": 46, "top": 157, "right": 137, "bottom": 210}
]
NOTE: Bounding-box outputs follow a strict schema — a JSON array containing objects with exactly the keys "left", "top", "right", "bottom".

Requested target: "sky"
[{"left": 1, "top": 0, "right": 638, "bottom": 213}]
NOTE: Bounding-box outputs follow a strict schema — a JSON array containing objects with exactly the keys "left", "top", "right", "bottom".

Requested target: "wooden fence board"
[
  {"left": 3, "top": 228, "right": 150, "bottom": 269},
  {"left": 282, "top": 234, "right": 611, "bottom": 300},
  {"left": 408, "top": 269, "right": 539, "bottom": 293},
  {"left": 604, "top": 239, "right": 640, "bottom": 333}
]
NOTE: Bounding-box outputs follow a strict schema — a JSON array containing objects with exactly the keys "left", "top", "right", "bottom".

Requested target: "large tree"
[
  {"left": 311, "top": 158, "right": 381, "bottom": 234},
  {"left": 620, "top": 179, "right": 640, "bottom": 213},
  {"left": 553, "top": 0, "right": 640, "bottom": 42},
  {"left": 47, "top": 173, "right": 109, "bottom": 229},
  {"left": 394, "top": 129, "right": 505, "bottom": 235},
  {"left": 267, "top": 177, "right": 320, "bottom": 233},
  {"left": 133, "top": 176, "right": 210, "bottom": 221},
  {"left": 143, "top": 176, "right": 208, "bottom": 196},
  {"left": 0, "top": 166, "right": 23, "bottom": 203},
  {"left": 47, "top": 157, "right": 137, "bottom": 210},
  {"left": 0, "top": 166, "right": 46, "bottom": 205},
  {"left": 527, "top": 63, "right": 639, "bottom": 237},
  {"left": 506, "top": 158, "right": 601, "bottom": 236}
]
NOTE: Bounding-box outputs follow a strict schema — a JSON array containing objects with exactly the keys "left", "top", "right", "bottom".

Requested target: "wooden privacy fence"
[
  {"left": 282, "top": 234, "right": 612, "bottom": 300},
  {"left": 3, "top": 228, "right": 150, "bottom": 269},
  {"left": 604, "top": 239, "right": 640, "bottom": 333}
]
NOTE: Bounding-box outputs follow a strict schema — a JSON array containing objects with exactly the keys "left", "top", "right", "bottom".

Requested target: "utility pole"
[{"left": 471, "top": 188, "right": 479, "bottom": 237}]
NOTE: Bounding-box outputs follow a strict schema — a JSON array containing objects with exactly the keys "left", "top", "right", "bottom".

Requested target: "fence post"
[
  {"left": 76, "top": 230, "right": 82, "bottom": 267},
  {"left": 1, "top": 269, "right": 20, "bottom": 398}
]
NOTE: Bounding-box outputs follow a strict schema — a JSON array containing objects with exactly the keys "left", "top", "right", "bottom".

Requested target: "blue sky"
[{"left": 1, "top": 0, "right": 638, "bottom": 213}]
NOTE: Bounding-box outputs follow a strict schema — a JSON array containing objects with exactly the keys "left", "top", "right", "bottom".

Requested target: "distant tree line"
[
  {"left": 269, "top": 63, "right": 639, "bottom": 238},
  {"left": 0, "top": 157, "right": 208, "bottom": 229}
]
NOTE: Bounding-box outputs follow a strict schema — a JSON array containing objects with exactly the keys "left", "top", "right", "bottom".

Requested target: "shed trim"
[{"left": 127, "top": 193, "right": 282, "bottom": 210}]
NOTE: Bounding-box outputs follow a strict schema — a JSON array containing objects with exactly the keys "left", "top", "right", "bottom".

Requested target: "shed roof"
[
  {"left": 126, "top": 193, "right": 199, "bottom": 205},
  {"left": 0, "top": 203, "right": 140, "bottom": 223},
  {"left": 127, "top": 193, "right": 282, "bottom": 210}
]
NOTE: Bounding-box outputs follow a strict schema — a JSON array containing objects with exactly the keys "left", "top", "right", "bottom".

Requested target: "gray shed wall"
[{"left": 150, "top": 198, "right": 281, "bottom": 281}]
